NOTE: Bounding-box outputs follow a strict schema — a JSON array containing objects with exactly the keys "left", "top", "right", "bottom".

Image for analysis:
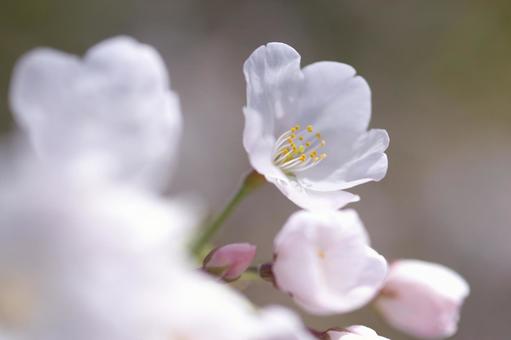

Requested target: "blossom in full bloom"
[
  {"left": 243, "top": 42, "right": 389, "bottom": 210},
  {"left": 326, "top": 325, "right": 389, "bottom": 340},
  {"left": 272, "top": 210, "right": 387, "bottom": 315},
  {"left": 203, "top": 243, "right": 257, "bottom": 281},
  {"left": 374, "top": 259, "right": 470, "bottom": 339},
  {"left": 9, "top": 36, "right": 182, "bottom": 190}
]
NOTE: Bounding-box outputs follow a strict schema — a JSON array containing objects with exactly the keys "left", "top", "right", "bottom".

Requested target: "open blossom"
[
  {"left": 272, "top": 210, "right": 387, "bottom": 315},
  {"left": 243, "top": 42, "right": 389, "bottom": 210},
  {"left": 326, "top": 325, "right": 389, "bottom": 340},
  {"left": 374, "top": 259, "right": 470, "bottom": 339},
  {"left": 9, "top": 36, "right": 182, "bottom": 190}
]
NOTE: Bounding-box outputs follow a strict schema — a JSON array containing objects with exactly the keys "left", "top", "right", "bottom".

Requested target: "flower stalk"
[{"left": 192, "top": 170, "right": 265, "bottom": 256}]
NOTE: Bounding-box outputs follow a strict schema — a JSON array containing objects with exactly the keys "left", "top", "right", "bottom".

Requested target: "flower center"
[{"left": 272, "top": 124, "right": 327, "bottom": 174}]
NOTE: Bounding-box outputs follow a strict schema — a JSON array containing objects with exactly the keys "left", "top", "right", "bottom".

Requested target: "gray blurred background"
[{"left": 1, "top": 1, "right": 510, "bottom": 339}]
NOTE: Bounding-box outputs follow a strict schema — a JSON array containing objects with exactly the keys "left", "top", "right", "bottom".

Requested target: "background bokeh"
[{"left": 1, "top": 1, "right": 510, "bottom": 339}]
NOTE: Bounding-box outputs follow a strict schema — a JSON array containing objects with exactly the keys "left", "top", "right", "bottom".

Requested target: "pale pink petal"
[
  {"left": 375, "top": 259, "right": 469, "bottom": 339},
  {"left": 273, "top": 210, "right": 387, "bottom": 315}
]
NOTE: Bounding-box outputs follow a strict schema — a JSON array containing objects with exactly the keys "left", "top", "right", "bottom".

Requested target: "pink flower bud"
[
  {"left": 203, "top": 243, "right": 257, "bottom": 281},
  {"left": 326, "top": 325, "right": 389, "bottom": 340},
  {"left": 375, "top": 259, "right": 470, "bottom": 339}
]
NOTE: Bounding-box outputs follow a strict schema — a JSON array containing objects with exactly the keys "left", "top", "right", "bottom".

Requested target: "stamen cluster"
[{"left": 272, "top": 124, "right": 327, "bottom": 174}]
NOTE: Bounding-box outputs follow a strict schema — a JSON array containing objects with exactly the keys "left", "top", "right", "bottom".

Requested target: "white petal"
[
  {"left": 328, "top": 325, "right": 389, "bottom": 340},
  {"left": 243, "top": 42, "right": 303, "bottom": 136},
  {"left": 273, "top": 210, "right": 387, "bottom": 315},
  {"left": 272, "top": 177, "right": 360, "bottom": 211},
  {"left": 298, "top": 129, "right": 389, "bottom": 191},
  {"left": 296, "top": 61, "right": 371, "bottom": 134},
  {"left": 375, "top": 259, "right": 470, "bottom": 339},
  {"left": 9, "top": 36, "right": 181, "bottom": 190},
  {"left": 345, "top": 325, "right": 379, "bottom": 336},
  {"left": 255, "top": 306, "right": 315, "bottom": 340},
  {"left": 167, "top": 272, "right": 261, "bottom": 340},
  {"left": 243, "top": 107, "right": 284, "bottom": 180}
]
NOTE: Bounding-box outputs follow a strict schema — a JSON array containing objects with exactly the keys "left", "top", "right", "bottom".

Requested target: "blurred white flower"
[
  {"left": 9, "top": 36, "right": 182, "bottom": 190},
  {"left": 167, "top": 273, "right": 314, "bottom": 340},
  {"left": 374, "top": 259, "right": 470, "bottom": 339},
  {"left": 255, "top": 306, "right": 315, "bottom": 340},
  {"left": 326, "top": 325, "right": 389, "bottom": 340},
  {"left": 165, "top": 271, "right": 260, "bottom": 340},
  {"left": 272, "top": 210, "right": 387, "bottom": 315},
  {"left": 0, "top": 143, "right": 195, "bottom": 340},
  {"left": 243, "top": 42, "right": 389, "bottom": 210}
]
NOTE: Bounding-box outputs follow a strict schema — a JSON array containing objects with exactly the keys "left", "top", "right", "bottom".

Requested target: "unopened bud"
[
  {"left": 203, "top": 243, "right": 256, "bottom": 282},
  {"left": 375, "top": 259, "right": 469, "bottom": 339}
]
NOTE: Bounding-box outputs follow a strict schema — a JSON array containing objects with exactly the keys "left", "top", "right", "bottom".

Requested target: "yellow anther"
[{"left": 274, "top": 124, "right": 327, "bottom": 172}]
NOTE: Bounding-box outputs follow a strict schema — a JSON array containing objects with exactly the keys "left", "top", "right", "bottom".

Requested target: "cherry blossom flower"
[
  {"left": 374, "top": 259, "right": 470, "bottom": 339},
  {"left": 9, "top": 36, "right": 182, "bottom": 190},
  {"left": 243, "top": 42, "right": 389, "bottom": 210},
  {"left": 272, "top": 210, "right": 387, "bottom": 315},
  {"left": 326, "top": 325, "right": 389, "bottom": 340}
]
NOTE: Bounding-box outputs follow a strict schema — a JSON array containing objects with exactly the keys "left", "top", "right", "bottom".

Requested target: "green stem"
[{"left": 192, "top": 170, "right": 265, "bottom": 256}]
